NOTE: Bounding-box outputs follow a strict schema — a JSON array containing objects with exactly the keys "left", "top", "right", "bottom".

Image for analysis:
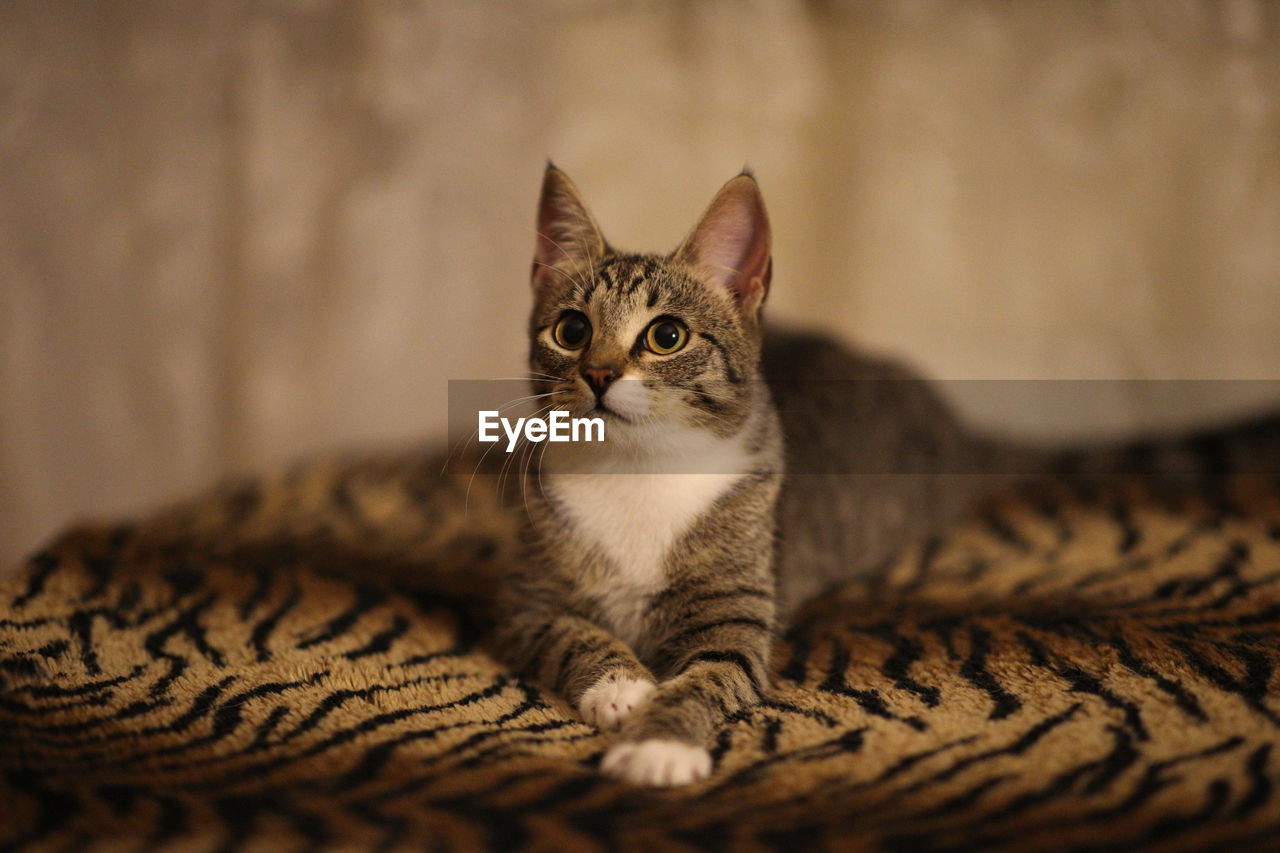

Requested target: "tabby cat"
[
  {"left": 490, "top": 165, "right": 1011, "bottom": 786},
  {"left": 149, "top": 165, "right": 1279, "bottom": 789}
]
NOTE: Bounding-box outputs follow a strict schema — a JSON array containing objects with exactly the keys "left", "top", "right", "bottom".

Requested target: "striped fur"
[{"left": 501, "top": 167, "right": 784, "bottom": 784}]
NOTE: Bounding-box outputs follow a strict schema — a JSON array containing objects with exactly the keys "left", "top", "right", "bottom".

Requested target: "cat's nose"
[{"left": 582, "top": 366, "right": 618, "bottom": 397}]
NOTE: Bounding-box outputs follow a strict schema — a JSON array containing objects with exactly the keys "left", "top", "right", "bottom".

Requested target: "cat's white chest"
[
  {"left": 546, "top": 468, "right": 744, "bottom": 644},
  {"left": 550, "top": 472, "right": 741, "bottom": 580},
  {"left": 542, "top": 424, "right": 756, "bottom": 644}
]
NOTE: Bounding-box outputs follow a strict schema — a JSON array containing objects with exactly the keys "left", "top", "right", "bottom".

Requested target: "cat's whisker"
[
  {"left": 495, "top": 441, "right": 523, "bottom": 503},
  {"left": 586, "top": 240, "right": 602, "bottom": 298},
  {"left": 462, "top": 426, "right": 504, "bottom": 521},
  {"left": 442, "top": 390, "right": 569, "bottom": 474},
  {"left": 464, "top": 398, "right": 560, "bottom": 514},
  {"left": 495, "top": 401, "right": 559, "bottom": 500},
  {"left": 529, "top": 412, "right": 559, "bottom": 524},
  {"left": 531, "top": 257, "right": 593, "bottom": 296},
  {"left": 534, "top": 222, "right": 609, "bottom": 301},
  {"left": 519, "top": 425, "right": 539, "bottom": 520},
  {"left": 530, "top": 227, "right": 599, "bottom": 294},
  {"left": 494, "top": 415, "right": 532, "bottom": 499},
  {"left": 509, "top": 401, "right": 563, "bottom": 503},
  {"left": 523, "top": 401, "right": 568, "bottom": 521},
  {"left": 496, "top": 421, "right": 538, "bottom": 500}
]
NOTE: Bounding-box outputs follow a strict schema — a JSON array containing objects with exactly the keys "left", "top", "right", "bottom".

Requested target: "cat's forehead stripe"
[{"left": 596, "top": 255, "right": 660, "bottom": 294}]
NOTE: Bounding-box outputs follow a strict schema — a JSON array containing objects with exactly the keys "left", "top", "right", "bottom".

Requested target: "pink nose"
[{"left": 582, "top": 366, "right": 617, "bottom": 396}]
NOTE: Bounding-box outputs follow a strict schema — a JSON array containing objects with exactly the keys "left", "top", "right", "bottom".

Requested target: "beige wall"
[{"left": 3, "top": 0, "right": 1279, "bottom": 566}]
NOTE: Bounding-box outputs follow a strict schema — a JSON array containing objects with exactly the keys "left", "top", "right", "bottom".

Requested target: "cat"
[
  {"left": 486, "top": 164, "right": 1037, "bottom": 786},
  {"left": 490, "top": 166, "right": 783, "bottom": 786},
  {"left": 145, "top": 164, "right": 1280, "bottom": 790}
]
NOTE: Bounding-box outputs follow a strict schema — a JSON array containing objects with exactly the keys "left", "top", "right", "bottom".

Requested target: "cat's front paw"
[
  {"left": 578, "top": 671, "right": 655, "bottom": 730},
  {"left": 600, "top": 739, "right": 712, "bottom": 787}
]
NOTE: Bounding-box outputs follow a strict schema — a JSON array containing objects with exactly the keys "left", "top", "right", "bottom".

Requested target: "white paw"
[
  {"left": 578, "top": 672, "right": 655, "bottom": 730},
  {"left": 600, "top": 739, "right": 713, "bottom": 787}
]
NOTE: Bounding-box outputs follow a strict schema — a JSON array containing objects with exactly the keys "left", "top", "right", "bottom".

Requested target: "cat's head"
[{"left": 528, "top": 164, "right": 772, "bottom": 446}]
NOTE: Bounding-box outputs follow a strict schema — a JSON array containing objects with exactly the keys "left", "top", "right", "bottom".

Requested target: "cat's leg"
[
  {"left": 494, "top": 607, "right": 656, "bottom": 730},
  {"left": 602, "top": 578, "right": 775, "bottom": 786},
  {"left": 577, "top": 669, "right": 656, "bottom": 731}
]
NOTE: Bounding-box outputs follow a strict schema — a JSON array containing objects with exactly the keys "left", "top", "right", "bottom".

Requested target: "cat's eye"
[
  {"left": 553, "top": 311, "right": 591, "bottom": 350},
  {"left": 644, "top": 319, "right": 689, "bottom": 355}
]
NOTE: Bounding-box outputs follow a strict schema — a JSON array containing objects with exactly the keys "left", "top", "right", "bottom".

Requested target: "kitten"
[
  {"left": 145, "top": 164, "right": 1280, "bottom": 789},
  {"left": 492, "top": 164, "right": 1030, "bottom": 787},
  {"left": 493, "top": 166, "right": 784, "bottom": 786}
]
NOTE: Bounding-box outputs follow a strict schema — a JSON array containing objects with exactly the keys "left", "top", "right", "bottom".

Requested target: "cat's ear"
[
  {"left": 672, "top": 171, "right": 772, "bottom": 319},
  {"left": 532, "top": 163, "right": 607, "bottom": 295}
]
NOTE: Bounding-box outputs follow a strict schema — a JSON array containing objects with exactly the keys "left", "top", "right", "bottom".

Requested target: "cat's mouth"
[{"left": 590, "top": 402, "right": 632, "bottom": 424}]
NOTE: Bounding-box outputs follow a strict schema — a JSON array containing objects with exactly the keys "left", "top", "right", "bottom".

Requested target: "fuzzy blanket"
[{"left": 2, "top": 472, "right": 1279, "bottom": 851}]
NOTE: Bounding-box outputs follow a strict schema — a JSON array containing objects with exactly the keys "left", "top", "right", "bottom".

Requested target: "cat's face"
[
  {"left": 529, "top": 253, "right": 757, "bottom": 441},
  {"left": 527, "top": 167, "right": 773, "bottom": 446}
]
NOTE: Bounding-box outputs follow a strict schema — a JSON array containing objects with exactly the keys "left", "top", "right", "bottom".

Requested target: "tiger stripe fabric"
[{"left": 2, "top": 471, "right": 1279, "bottom": 851}]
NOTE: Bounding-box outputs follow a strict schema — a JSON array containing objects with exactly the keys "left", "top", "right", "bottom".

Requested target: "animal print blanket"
[{"left": 2, "top": 471, "right": 1279, "bottom": 851}]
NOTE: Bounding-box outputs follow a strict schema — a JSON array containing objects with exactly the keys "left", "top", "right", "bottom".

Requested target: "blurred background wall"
[{"left": 2, "top": 0, "right": 1278, "bottom": 567}]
